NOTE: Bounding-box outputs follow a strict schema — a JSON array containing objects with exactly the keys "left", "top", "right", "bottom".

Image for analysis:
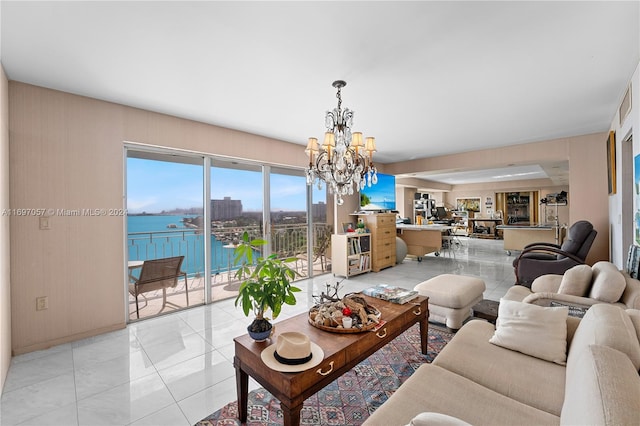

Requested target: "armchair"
[
  {"left": 129, "top": 256, "right": 188, "bottom": 318},
  {"left": 513, "top": 220, "right": 597, "bottom": 287}
]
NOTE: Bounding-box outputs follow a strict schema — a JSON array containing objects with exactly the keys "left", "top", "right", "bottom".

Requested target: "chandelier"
[{"left": 305, "top": 80, "right": 377, "bottom": 205}]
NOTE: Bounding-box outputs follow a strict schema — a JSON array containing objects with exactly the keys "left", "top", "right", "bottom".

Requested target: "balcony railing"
[
  {"left": 127, "top": 222, "right": 332, "bottom": 320},
  {"left": 128, "top": 222, "right": 332, "bottom": 281}
]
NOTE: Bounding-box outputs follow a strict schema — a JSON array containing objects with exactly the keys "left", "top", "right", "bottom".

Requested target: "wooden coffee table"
[{"left": 233, "top": 294, "right": 429, "bottom": 426}]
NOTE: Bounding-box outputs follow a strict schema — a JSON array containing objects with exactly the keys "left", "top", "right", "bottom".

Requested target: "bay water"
[{"left": 127, "top": 215, "right": 237, "bottom": 276}]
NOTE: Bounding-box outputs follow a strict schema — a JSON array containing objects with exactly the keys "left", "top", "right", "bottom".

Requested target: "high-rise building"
[
  {"left": 312, "top": 201, "right": 326, "bottom": 222},
  {"left": 211, "top": 196, "right": 242, "bottom": 220}
]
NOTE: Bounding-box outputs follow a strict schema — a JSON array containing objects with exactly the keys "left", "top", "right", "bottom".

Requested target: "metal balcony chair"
[
  {"left": 129, "top": 256, "right": 188, "bottom": 319},
  {"left": 513, "top": 220, "right": 597, "bottom": 287},
  {"left": 296, "top": 228, "right": 332, "bottom": 274}
]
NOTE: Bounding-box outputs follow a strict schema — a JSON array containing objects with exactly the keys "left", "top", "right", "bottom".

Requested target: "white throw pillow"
[
  {"left": 558, "top": 264, "right": 592, "bottom": 296},
  {"left": 489, "top": 298, "right": 569, "bottom": 365},
  {"left": 406, "top": 412, "right": 472, "bottom": 426}
]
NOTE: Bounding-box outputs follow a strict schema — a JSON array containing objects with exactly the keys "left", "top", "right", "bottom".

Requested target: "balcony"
[{"left": 127, "top": 223, "right": 331, "bottom": 321}]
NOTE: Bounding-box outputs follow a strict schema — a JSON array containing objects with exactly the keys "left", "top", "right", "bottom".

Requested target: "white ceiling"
[
  {"left": 401, "top": 163, "right": 553, "bottom": 184},
  {"left": 1, "top": 1, "right": 638, "bottom": 185}
]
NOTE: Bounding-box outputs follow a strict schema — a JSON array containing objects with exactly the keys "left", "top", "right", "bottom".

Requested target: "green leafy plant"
[{"left": 233, "top": 231, "right": 301, "bottom": 329}]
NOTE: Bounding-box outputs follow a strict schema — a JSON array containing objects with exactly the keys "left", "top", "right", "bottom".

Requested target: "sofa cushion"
[
  {"left": 490, "top": 298, "right": 568, "bottom": 365},
  {"left": 626, "top": 309, "right": 640, "bottom": 345},
  {"left": 531, "top": 274, "right": 563, "bottom": 293},
  {"left": 362, "top": 363, "right": 559, "bottom": 426},
  {"left": 589, "top": 261, "right": 626, "bottom": 303},
  {"left": 503, "top": 284, "right": 534, "bottom": 302},
  {"left": 434, "top": 319, "right": 566, "bottom": 416},
  {"left": 621, "top": 272, "right": 640, "bottom": 309},
  {"left": 557, "top": 264, "right": 592, "bottom": 296},
  {"left": 406, "top": 412, "right": 472, "bottom": 426},
  {"left": 561, "top": 345, "right": 640, "bottom": 426},
  {"left": 567, "top": 303, "right": 640, "bottom": 372}
]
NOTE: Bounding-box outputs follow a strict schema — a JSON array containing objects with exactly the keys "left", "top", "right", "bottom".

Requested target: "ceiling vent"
[{"left": 619, "top": 84, "right": 632, "bottom": 126}]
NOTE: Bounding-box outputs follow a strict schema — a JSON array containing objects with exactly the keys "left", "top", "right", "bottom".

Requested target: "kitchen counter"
[
  {"left": 497, "top": 224, "right": 566, "bottom": 254},
  {"left": 396, "top": 224, "right": 452, "bottom": 231}
]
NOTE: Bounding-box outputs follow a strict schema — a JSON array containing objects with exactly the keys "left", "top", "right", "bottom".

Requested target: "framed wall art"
[
  {"left": 342, "top": 222, "right": 354, "bottom": 233},
  {"left": 635, "top": 154, "right": 640, "bottom": 244},
  {"left": 456, "top": 197, "right": 481, "bottom": 212},
  {"left": 607, "top": 130, "right": 616, "bottom": 195}
]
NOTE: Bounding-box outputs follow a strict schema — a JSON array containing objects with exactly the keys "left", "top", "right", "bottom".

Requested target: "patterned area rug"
[{"left": 197, "top": 324, "right": 453, "bottom": 426}]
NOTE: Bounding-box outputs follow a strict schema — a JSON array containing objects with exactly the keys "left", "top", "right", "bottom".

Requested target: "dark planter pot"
[{"left": 247, "top": 318, "right": 273, "bottom": 342}]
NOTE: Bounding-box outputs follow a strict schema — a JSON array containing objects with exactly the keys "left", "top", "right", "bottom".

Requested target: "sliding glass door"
[
  {"left": 125, "top": 147, "right": 330, "bottom": 321},
  {"left": 269, "top": 167, "right": 330, "bottom": 277},
  {"left": 126, "top": 151, "right": 205, "bottom": 321},
  {"left": 210, "top": 160, "right": 263, "bottom": 303}
]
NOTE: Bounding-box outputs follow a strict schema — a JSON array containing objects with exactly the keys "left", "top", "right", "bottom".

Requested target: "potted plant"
[{"left": 233, "top": 231, "right": 301, "bottom": 341}]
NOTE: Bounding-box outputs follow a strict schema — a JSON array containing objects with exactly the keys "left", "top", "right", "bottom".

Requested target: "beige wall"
[
  {"left": 9, "top": 82, "right": 310, "bottom": 355},
  {"left": 567, "top": 133, "right": 610, "bottom": 264},
  {"left": 386, "top": 135, "right": 609, "bottom": 264},
  {"left": 1, "top": 66, "right": 11, "bottom": 388},
  {"left": 8, "top": 80, "right": 612, "bottom": 355}
]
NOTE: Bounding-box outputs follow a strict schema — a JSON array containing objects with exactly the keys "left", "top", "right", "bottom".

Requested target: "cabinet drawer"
[
  {"left": 345, "top": 309, "right": 420, "bottom": 363},
  {"left": 345, "top": 324, "right": 396, "bottom": 363},
  {"left": 374, "top": 251, "right": 395, "bottom": 267},
  {"left": 290, "top": 350, "right": 346, "bottom": 393},
  {"left": 377, "top": 227, "right": 396, "bottom": 239},
  {"left": 374, "top": 215, "right": 396, "bottom": 227},
  {"left": 377, "top": 240, "right": 395, "bottom": 254},
  {"left": 376, "top": 250, "right": 395, "bottom": 263},
  {"left": 378, "top": 236, "right": 396, "bottom": 250}
]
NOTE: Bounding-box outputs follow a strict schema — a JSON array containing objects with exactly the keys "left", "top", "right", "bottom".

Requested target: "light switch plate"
[
  {"left": 36, "top": 296, "right": 48, "bottom": 311},
  {"left": 39, "top": 216, "right": 50, "bottom": 230}
]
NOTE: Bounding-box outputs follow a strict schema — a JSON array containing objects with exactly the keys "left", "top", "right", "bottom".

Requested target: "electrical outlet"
[{"left": 36, "top": 296, "right": 48, "bottom": 311}]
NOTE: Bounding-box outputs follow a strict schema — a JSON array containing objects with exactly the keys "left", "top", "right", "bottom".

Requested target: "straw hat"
[{"left": 261, "top": 332, "right": 324, "bottom": 372}]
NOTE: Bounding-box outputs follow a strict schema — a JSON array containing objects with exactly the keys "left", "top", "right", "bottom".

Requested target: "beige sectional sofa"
[
  {"left": 504, "top": 260, "right": 640, "bottom": 310},
  {"left": 363, "top": 302, "right": 640, "bottom": 426}
]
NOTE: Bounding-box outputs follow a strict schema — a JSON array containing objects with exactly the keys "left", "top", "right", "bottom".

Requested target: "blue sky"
[{"left": 127, "top": 158, "right": 325, "bottom": 213}]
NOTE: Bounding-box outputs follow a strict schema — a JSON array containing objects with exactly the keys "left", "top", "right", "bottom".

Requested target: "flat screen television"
[{"left": 360, "top": 173, "right": 396, "bottom": 211}]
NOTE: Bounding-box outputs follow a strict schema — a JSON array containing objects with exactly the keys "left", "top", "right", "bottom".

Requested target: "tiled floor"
[{"left": 0, "top": 237, "right": 516, "bottom": 425}]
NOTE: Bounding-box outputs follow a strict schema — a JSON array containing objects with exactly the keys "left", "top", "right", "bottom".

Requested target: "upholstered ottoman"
[{"left": 414, "top": 274, "right": 486, "bottom": 330}]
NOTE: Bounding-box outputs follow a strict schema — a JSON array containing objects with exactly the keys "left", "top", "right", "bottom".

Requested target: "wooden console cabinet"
[{"left": 358, "top": 213, "right": 396, "bottom": 272}]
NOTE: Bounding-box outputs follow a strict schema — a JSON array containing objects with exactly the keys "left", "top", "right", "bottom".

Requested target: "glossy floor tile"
[{"left": 0, "top": 237, "right": 515, "bottom": 425}]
